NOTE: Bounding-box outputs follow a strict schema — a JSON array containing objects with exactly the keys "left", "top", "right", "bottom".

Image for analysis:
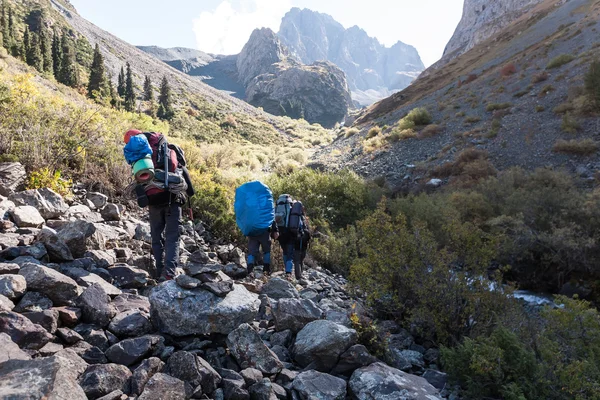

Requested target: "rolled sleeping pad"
[{"left": 132, "top": 157, "right": 155, "bottom": 183}]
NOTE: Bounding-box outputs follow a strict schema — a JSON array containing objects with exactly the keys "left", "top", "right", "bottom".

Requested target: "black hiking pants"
[{"left": 149, "top": 202, "right": 181, "bottom": 279}]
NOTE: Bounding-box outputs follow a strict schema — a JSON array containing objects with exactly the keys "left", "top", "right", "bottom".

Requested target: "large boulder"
[
  {"left": 108, "top": 264, "right": 150, "bottom": 289},
  {"left": 0, "top": 355, "right": 87, "bottom": 399},
  {"left": 105, "top": 335, "right": 160, "bottom": 366},
  {"left": 261, "top": 277, "right": 299, "bottom": 300},
  {"left": 0, "top": 162, "right": 26, "bottom": 196},
  {"left": 165, "top": 351, "right": 222, "bottom": 395},
  {"left": 112, "top": 293, "right": 150, "bottom": 313},
  {"left": 37, "top": 227, "right": 74, "bottom": 262},
  {"left": 9, "top": 188, "right": 69, "bottom": 220},
  {"left": 76, "top": 283, "right": 117, "bottom": 327},
  {"left": 0, "top": 332, "right": 31, "bottom": 362},
  {"left": 227, "top": 323, "right": 283, "bottom": 375},
  {"left": 10, "top": 206, "right": 45, "bottom": 228},
  {"left": 56, "top": 220, "right": 102, "bottom": 258},
  {"left": 293, "top": 320, "right": 357, "bottom": 372},
  {"left": 349, "top": 362, "right": 442, "bottom": 400},
  {"left": 272, "top": 298, "right": 322, "bottom": 332},
  {"left": 108, "top": 309, "right": 153, "bottom": 338},
  {"left": 138, "top": 373, "right": 188, "bottom": 400},
  {"left": 19, "top": 263, "right": 82, "bottom": 306},
  {"left": 0, "top": 311, "right": 53, "bottom": 350},
  {"left": 292, "top": 370, "right": 347, "bottom": 400},
  {"left": 331, "top": 344, "right": 377, "bottom": 376},
  {"left": 79, "top": 363, "right": 132, "bottom": 399},
  {"left": 0, "top": 274, "right": 27, "bottom": 299},
  {"left": 149, "top": 281, "right": 260, "bottom": 336}
]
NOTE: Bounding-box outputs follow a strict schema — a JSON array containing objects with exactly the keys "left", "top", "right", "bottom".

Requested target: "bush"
[
  {"left": 536, "top": 105, "right": 546, "bottom": 112},
  {"left": 486, "top": 103, "right": 511, "bottom": 112},
  {"left": 547, "top": 54, "right": 575, "bottom": 69},
  {"left": 553, "top": 102, "right": 574, "bottom": 114},
  {"left": 398, "top": 107, "right": 432, "bottom": 129},
  {"left": 366, "top": 126, "right": 381, "bottom": 139},
  {"left": 561, "top": 113, "right": 581, "bottom": 133},
  {"left": 584, "top": 59, "right": 600, "bottom": 109},
  {"left": 532, "top": 71, "right": 549, "bottom": 83},
  {"left": 388, "top": 128, "right": 416, "bottom": 142},
  {"left": 27, "top": 168, "right": 72, "bottom": 197},
  {"left": 363, "top": 135, "right": 385, "bottom": 153},
  {"left": 553, "top": 139, "right": 598, "bottom": 155},
  {"left": 345, "top": 128, "right": 359, "bottom": 138},
  {"left": 539, "top": 84, "right": 555, "bottom": 96},
  {"left": 418, "top": 124, "right": 442, "bottom": 138},
  {"left": 500, "top": 63, "right": 517, "bottom": 77},
  {"left": 464, "top": 116, "right": 481, "bottom": 124}
]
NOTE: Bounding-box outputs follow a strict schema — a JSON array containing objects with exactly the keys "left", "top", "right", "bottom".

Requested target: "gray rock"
[
  {"left": 219, "top": 368, "right": 249, "bottom": 400},
  {"left": 186, "top": 262, "right": 223, "bottom": 276},
  {"left": 70, "top": 341, "right": 108, "bottom": 364},
  {"left": 87, "top": 192, "right": 108, "bottom": 209},
  {"left": 131, "top": 357, "right": 165, "bottom": 395},
  {"left": 176, "top": 274, "right": 202, "bottom": 289},
  {"left": 95, "top": 390, "right": 124, "bottom": 400},
  {"left": 56, "top": 220, "right": 101, "bottom": 258},
  {"left": 105, "top": 335, "right": 159, "bottom": 366},
  {"left": 10, "top": 206, "right": 45, "bottom": 228},
  {"left": 56, "top": 327, "right": 84, "bottom": 344},
  {"left": 275, "top": 368, "right": 297, "bottom": 387},
  {"left": 270, "top": 330, "right": 293, "bottom": 348},
  {"left": 272, "top": 383, "right": 287, "bottom": 400},
  {"left": 0, "top": 163, "right": 26, "bottom": 196},
  {"left": 68, "top": 204, "right": 103, "bottom": 223},
  {"left": 227, "top": 323, "right": 283, "bottom": 375},
  {"left": 272, "top": 298, "right": 322, "bottom": 332},
  {"left": 101, "top": 203, "right": 122, "bottom": 222},
  {"left": 39, "top": 341, "right": 64, "bottom": 356},
  {"left": 248, "top": 378, "right": 278, "bottom": 400},
  {"left": 77, "top": 283, "right": 117, "bottom": 327},
  {"left": 19, "top": 263, "right": 82, "bottom": 306},
  {"left": 261, "top": 277, "right": 299, "bottom": 300},
  {"left": 59, "top": 265, "right": 121, "bottom": 297},
  {"left": 331, "top": 344, "right": 377, "bottom": 376},
  {"left": 271, "top": 345, "right": 291, "bottom": 362},
  {"left": 108, "top": 264, "right": 150, "bottom": 289},
  {"left": 0, "top": 355, "right": 86, "bottom": 399},
  {"left": 0, "top": 263, "right": 20, "bottom": 274},
  {"left": 134, "top": 223, "right": 152, "bottom": 243},
  {"left": 241, "top": 367, "right": 263, "bottom": 386},
  {"left": 1, "top": 242, "right": 47, "bottom": 261},
  {"left": 80, "top": 363, "right": 132, "bottom": 399},
  {"left": 165, "top": 351, "right": 222, "bottom": 395},
  {"left": 9, "top": 188, "right": 69, "bottom": 219},
  {"left": 149, "top": 281, "right": 260, "bottom": 336},
  {"left": 222, "top": 262, "right": 248, "bottom": 279},
  {"left": 0, "top": 293, "right": 14, "bottom": 312},
  {"left": 293, "top": 320, "right": 357, "bottom": 372},
  {"left": 112, "top": 292, "right": 150, "bottom": 313},
  {"left": 0, "top": 311, "right": 53, "bottom": 350},
  {"left": 0, "top": 274, "right": 27, "bottom": 299},
  {"left": 389, "top": 349, "right": 425, "bottom": 372},
  {"left": 85, "top": 250, "right": 116, "bottom": 269},
  {"left": 349, "top": 362, "right": 442, "bottom": 400},
  {"left": 0, "top": 196, "right": 15, "bottom": 218},
  {"left": 292, "top": 370, "right": 347, "bottom": 400},
  {"left": 0, "top": 332, "right": 31, "bottom": 363},
  {"left": 55, "top": 306, "right": 82, "bottom": 326},
  {"left": 108, "top": 309, "right": 153, "bottom": 337},
  {"left": 22, "top": 309, "right": 59, "bottom": 333},
  {"left": 37, "top": 226, "right": 74, "bottom": 262},
  {"left": 202, "top": 279, "right": 234, "bottom": 297},
  {"left": 424, "top": 348, "right": 440, "bottom": 364},
  {"left": 74, "top": 324, "right": 110, "bottom": 351},
  {"left": 423, "top": 369, "right": 448, "bottom": 390},
  {"left": 138, "top": 373, "right": 188, "bottom": 400}
]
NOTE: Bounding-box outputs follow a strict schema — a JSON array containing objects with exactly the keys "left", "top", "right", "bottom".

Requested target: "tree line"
[{"left": 0, "top": 0, "right": 174, "bottom": 120}]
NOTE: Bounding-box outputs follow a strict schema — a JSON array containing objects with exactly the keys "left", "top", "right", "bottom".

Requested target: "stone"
[
  {"left": 275, "top": 368, "right": 297, "bottom": 387},
  {"left": 165, "top": 351, "right": 222, "bottom": 395},
  {"left": 74, "top": 324, "right": 110, "bottom": 351},
  {"left": 77, "top": 283, "right": 117, "bottom": 327},
  {"left": 218, "top": 368, "right": 249, "bottom": 400},
  {"left": 248, "top": 378, "right": 278, "bottom": 400},
  {"left": 39, "top": 341, "right": 64, "bottom": 356},
  {"left": 59, "top": 265, "right": 121, "bottom": 297},
  {"left": 70, "top": 341, "right": 108, "bottom": 364},
  {"left": 241, "top": 367, "right": 264, "bottom": 386},
  {"left": 85, "top": 250, "right": 116, "bottom": 269},
  {"left": 186, "top": 262, "right": 223, "bottom": 276},
  {"left": 87, "top": 192, "right": 109, "bottom": 209},
  {"left": 55, "top": 306, "right": 82, "bottom": 326},
  {"left": 108, "top": 264, "right": 150, "bottom": 289},
  {"left": 261, "top": 277, "right": 299, "bottom": 300},
  {"left": 423, "top": 369, "right": 448, "bottom": 390},
  {"left": 101, "top": 203, "right": 122, "bottom": 222},
  {"left": 1, "top": 242, "right": 47, "bottom": 261},
  {"left": 293, "top": 320, "right": 357, "bottom": 372},
  {"left": 389, "top": 349, "right": 425, "bottom": 372},
  {"left": 227, "top": 323, "right": 283, "bottom": 375},
  {"left": 68, "top": 204, "right": 103, "bottom": 223},
  {"left": 0, "top": 311, "right": 53, "bottom": 350},
  {"left": 331, "top": 344, "right": 377, "bottom": 376},
  {"left": 223, "top": 262, "right": 248, "bottom": 279},
  {"left": 176, "top": 274, "right": 202, "bottom": 289},
  {"left": 112, "top": 292, "right": 150, "bottom": 313},
  {"left": 37, "top": 227, "right": 74, "bottom": 262},
  {"left": 56, "top": 327, "right": 84, "bottom": 344},
  {"left": 10, "top": 206, "right": 45, "bottom": 228},
  {"left": 292, "top": 370, "right": 347, "bottom": 400},
  {"left": 134, "top": 224, "right": 152, "bottom": 243},
  {"left": 0, "top": 332, "right": 31, "bottom": 363},
  {"left": 9, "top": 188, "right": 69, "bottom": 220},
  {"left": 272, "top": 298, "right": 322, "bottom": 332},
  {"left": 349, "top": 362, "right": 442, "bottom": 400},
  {"left": 0, "top": 274, "right": 27, "bottom": 299},
  {"left": 426, "top": 179, "right": 443, "bottom": 187},
  {"left": 270, "top": 330, "right": 293, "bottom": 348},
  {"left": 95, "top": 390, "right": 125, "bottom": 400},
  {"left": 108, "top": 309, "right": 153, "bottom": 337},
  {"left": 272, "top": 383, "right": 287, "bottom": 400},
  {"left": 80, "top": 363, "right": 132, "bottom": 399},
  {"left": 0, "top": 293, "right": 14, "bottom": 312},
  {"left": 19, "top": 263, "right": 82, "bottom": 306},
  {"left": 0, "top": 263, "right": 20, "bottom": 275},
  {"left": 0, "top": 196, "right": 15, "bottom": 219},
  {"left": 0, "top": 163, "right": 26, "bottom": 196},
  {"left": 0, "top": 355, "right": 86, "bottom": 399},
  {"left": 56, "top": 220, "right": 100, "bottom": 258},
  {"left": 424, "top": 348, "right": 440, "bottom": 364},
  {"left": 149, "top": 281, "right": 260, "bottom": 336},
  {"left": 131, "top": 357, "right": 165, "bottom": 395},
  {"left": 22, "top": 309, "right": 59, "bottom": 333},
  {"left": 202, "top": 279, "right": 234, "bottom": 297},
  {"left": 138, "top": 373, "right": 188, "bottom": 400},
  {"left": 105, "top": 335, "right": 159, "bottom": 366},
  {"left": 271, "top": 345, "right": 291, "bottom": 362}
]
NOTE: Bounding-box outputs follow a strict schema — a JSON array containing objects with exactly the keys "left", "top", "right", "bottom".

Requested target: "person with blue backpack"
[{"left": 234, "top": 181, "right": 279, "bottom": 276}]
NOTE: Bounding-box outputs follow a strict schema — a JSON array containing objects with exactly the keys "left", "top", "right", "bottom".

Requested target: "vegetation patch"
[
  {"left": 486, "top": 103, "right": 511, "bottom": 112},
  {"left": 547, "top": 54, "right": 575, "bottom": 69},
  {"left": 366, "top": 126, "right": 381, "bottom": 139},
  {"left": 552, "top": 138, "right": 598, "bottom": 155},
  {"left": 561, "top": 113, "right": 582, "bottom": 133}
]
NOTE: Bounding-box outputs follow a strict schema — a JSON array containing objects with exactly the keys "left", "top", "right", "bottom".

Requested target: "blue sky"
[{"left": 69, "top": 0, "right": 464, "bottom": 67}]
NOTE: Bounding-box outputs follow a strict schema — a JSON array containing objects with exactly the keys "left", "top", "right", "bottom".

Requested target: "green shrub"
[
  {"left": 553, "top": 102, "right": 574, "bottom": 114},
  {"left": 464, "top": 116, "right": 481, "bottom": 124},
  {"left": 561, "top": 113, "right": 581, "bottom": 133},
  {"left": 345, "top": 128, "right": 359, "bottom": 138},
  {"left": 398, "top": 107, "right": 432, "bottom": 129},
  {"left": 553, "top": 138, "right": 598, "bottom": 155},
  {"left": 536, "top": 105, "right": 546, "bottom": 112},
  {"left": 486, "top": 103, "right": 511, "bottom": 112},
  {"left": 547, "top": 54, "right": 575, "bottom": 69},
  {"left": 367, "top": 126, "right": 381, "bottom": 139},
  {"left": 27, "top": 168, "right": 72, "bottom": 197},
  {"left": 584, "top": 59, "right": 600, "bottom": 109}
]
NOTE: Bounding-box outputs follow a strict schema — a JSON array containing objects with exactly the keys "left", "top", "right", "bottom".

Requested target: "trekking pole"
[{"left": 163, "top": 142, "right": 169, "bottom": 190}]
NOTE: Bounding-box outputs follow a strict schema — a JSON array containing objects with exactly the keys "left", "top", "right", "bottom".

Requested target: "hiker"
[
  {"left": 234, "top": 181, "right": 278, "bottom": 276},
  {"left": 275, "top": 194, "right": 309, "bottom": 280},
  {"left": 124, "top": 129, "right": 195, "bottom": 281}
]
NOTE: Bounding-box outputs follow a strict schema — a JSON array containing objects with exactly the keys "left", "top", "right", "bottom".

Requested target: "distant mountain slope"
[
  {"left": 278, "top": 8, "right": 425, "bottom": 106},
  {"left": 316, "top": 0, "right": 600, "bottom": 189}
]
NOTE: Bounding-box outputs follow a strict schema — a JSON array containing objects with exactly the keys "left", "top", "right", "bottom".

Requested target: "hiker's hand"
[{"left": 272, "top": 232, "right": 280, "bottom": 240}]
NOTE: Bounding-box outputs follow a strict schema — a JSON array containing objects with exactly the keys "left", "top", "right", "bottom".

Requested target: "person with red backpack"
[{"left": 124, "top": 129, "right": 195, "bottom": 281}]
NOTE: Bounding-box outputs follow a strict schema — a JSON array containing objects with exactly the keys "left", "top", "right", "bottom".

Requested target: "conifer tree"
[
  {"left": 123, "top": 62, "right": 135, "bottom": 112},
  {"left": 59, "top": 34, "right": 79, "bottom": 87},
  {"left": 51, "top": 30, "right": 62, "bottom": 78},
  {"left": 143, "top": 75, "right": 153, "bottom": 102},
  {"left": 1, "top": 1, "right": 9, "bottom": 49},
  {"left": 87, "top": 43, "right": 107, "bottom": 99},
  {"left": 26, "top": 31, "right": 44, "bottom": 72},
  {"left": 7, "top": 8, "right": 17, "bottom": 57},
  {"left": 39, "top": 25, "right": 52, "bottom": 74},
  {"left": 117, "top": 66, "right": 125, "bottom": 97},
  {"left": 157, "top": 75, "right": 174, "bottom": 120},
  {"left": 23, "top": 26, "right": 30, "bottom": 58}
]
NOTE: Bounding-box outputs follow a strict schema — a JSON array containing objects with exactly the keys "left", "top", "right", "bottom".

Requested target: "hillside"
[{"left": 316, "top": 0, "right": 600, "bottom": 189}]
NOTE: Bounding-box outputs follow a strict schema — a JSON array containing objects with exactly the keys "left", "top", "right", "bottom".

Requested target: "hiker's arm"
[{"left": 271, "top": 220, "right": 279, "bottom": 239}]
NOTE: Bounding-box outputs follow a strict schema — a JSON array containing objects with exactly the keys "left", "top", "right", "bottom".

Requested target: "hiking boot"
[
  {"left": 285, "top": 272, "right": 294, "bottom": 281},
  {"left": 263, "top": 264, "right": 271, "bottom": 276}
]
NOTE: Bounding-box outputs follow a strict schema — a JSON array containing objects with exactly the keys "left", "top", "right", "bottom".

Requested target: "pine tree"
[
  {"left": 59, "top": 34, "right": 79, "bottom": 87},
  {"left": 87, "top": 43, "right": 107, "bottom": 99},
  {"left": 26, "top": 31, "right": 44, "bottom": 72},
  {"left": 1, "top": 1, "right": 9, "bottom": 49},
  {"left": 22, "top": 26, "right": 30, "bottom": 59},
  {"left": 143, "top": 75, "right": 153, "bottom": 101},
  {"left": 157, "top": 75, "right": 174, "bottom": 120},
  {"left": 7, "top": 8, "right": 17, "bottom": 57},
  {"left": 116, "top": 66, "right": 125, "bottom": 98},
  {"left": 51, "top": 30, "right": 62, "bottom": 78},
  {"left": 585, "top": 59, "right": 600, "bottom": 110},
  {"left": 39, "top": 24, "right": 52, "bottom": 74},
  {"left": 123, "top": 62, "right": 136, "bottom": 112}
]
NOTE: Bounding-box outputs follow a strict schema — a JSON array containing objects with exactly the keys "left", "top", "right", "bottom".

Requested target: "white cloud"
[{"left": 193, "top": 0, "right": 292, "bottom": 55}]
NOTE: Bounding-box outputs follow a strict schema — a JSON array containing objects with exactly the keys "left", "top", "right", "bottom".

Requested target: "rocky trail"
[{"left": 0, "top": 162, "right": 447, "bottom": 400}]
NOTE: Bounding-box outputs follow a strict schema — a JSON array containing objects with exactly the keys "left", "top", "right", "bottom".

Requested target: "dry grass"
[
  {"left": 500, "top": 63, "right": 518, "bottom": 77},
  {"left": 418, "top": 124, "right": 443, "bottom": 139},
  {"left": 553, "top": 139, "right": 598, "bottom": 155},
  {"left": 367, "top": 126, "right": 382, "bottom": 139},
  {"left": 531, "top": 71, "right": 549, "bottom": 83}
]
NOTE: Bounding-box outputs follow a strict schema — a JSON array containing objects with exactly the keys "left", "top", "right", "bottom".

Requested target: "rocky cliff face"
[
  {"left": 443, "top": 0, "right": 546, "bottom": 60},
  {"left": 278, "top": 8, "right": 425, "bottom": 106},
  {"left": 236, "top": 28, "right": 291, "bottom": 87}
]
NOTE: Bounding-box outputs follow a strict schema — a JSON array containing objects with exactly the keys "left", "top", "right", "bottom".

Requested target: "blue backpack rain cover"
[
  {"left": 123, "top": 135, "right": 153, "bottom": 165},
  {"left": 234, "top": 181, "right": 275, "bottom": 237}
]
